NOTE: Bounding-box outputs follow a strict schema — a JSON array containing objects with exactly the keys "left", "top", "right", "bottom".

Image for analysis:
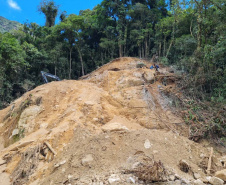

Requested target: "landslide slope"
[{"left": 0, "top": 57, "right": 224, "bottom": 185}]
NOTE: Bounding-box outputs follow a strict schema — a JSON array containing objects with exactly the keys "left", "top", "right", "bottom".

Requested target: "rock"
[
  {"left": 179, "top": 160, "right": 190, "bottom": 173},
  {"left": 102, "top": 122, "right": 129, "bottom": 132},
  {"left": 194, "top": 173, "right": 201, "bottom": 179},
  {"left": 132, "top": 162, "right": 141, "bottom": 169},
  {"left": 193, "top": 179, "right": 205, "bottom": 185},
  {"left": 12, "top": 129, "right": 19, "bottom": 136},
  {"left": 81, "top": 154, "right": 93, "bottom": 166},
  {"left": 144, "top": 139, "right": 152, "bottom": 149},
  {"left": 175, "top": 174, "right": 180, "bottom": 179},
  {"left": 169, "top": 175, "right": 175, "bottom": 181},
  {"left": 127, "top": 177, "right": 136, "bottom": 184},
  {"left": 54, "top": 160, "right": 67, "bottom": 168},
  {"left": 108, "top": 174, "right": 120, "bottom": 184},
  {"left": 143, "top": 71, "right": 154, "bottom": 83},
  {"left": 215, "top": 169, "right": 226, "bottom": 181},
  {"left": 209, "top": 177, "right": 224, "bottom": 185}
]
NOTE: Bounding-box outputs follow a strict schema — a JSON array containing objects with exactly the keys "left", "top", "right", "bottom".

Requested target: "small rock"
[
  {"left": 132, "top": 162, "right": 141, "bottom": 169},
  {"left": 209, "top": 176, "right": 224, "bottom": 185},
  {"left": 68, "top": 174, "right": 73, "bottom": 179},
  {"left": 54, "top": 160, "right": 67, "bottom": 168},
  {"left": 127, "top": 177, "right": 136, "bottom": 184},
  {"left": 179, "top": 160, "right": 190, "bottom": 173},
  {"left": 108, "top": 174, "right": 120, "bottom": 184},
  {"left": 215, "top": 169, "right": 226, "bottom": 181},
  {"left": 153, "top": 150, "right": 158, "bottom": 154},
  {"left": 194, "top": 173, "right": 201, "bottom": 179},
  {"left": 181, "top": 178, "right": 190, "bottom": 184},
  {"left": 169, "top": 175, "right": 175, "bottom": 181},
  {"left": 144, "top": 139, "right": 152, "bottom": 149},
  {"left": 200, "top": 153, "right": 205, "bottom": 158},
  {"left": 175, "top": 174, "right": 180, "bottom": 179},
  {"left": 12, "top": 129, "right": 19, "bottom": 136},
  {"left": 81, "top": 154, "right": 93, "bottom": 166},
  {"left": 193, "top": 179, "right": 205, "bottom": 185}
]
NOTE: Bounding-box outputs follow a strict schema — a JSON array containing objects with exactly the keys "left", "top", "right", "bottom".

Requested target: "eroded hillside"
[{"left": 0, "top": 57, "right": 225, "bottom": 185}]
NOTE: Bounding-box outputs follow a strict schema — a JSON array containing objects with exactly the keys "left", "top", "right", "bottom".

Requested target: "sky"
[{"left": 0, "top": 0, "right": 103, "bottom": 25}]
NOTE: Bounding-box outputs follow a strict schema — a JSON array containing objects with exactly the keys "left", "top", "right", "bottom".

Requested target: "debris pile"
[{"left": 0, "top": 57, "right": 225, "bottom": 185}]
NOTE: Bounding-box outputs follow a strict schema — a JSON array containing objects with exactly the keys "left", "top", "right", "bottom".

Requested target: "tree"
[
  {"left": 55, "top": 14, "right": 85, "bottom": 78},
  {"left": 38, "top": 0, "right": 59, "bottom": 27}
]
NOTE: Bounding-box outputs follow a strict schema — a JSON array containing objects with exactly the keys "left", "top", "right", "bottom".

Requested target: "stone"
[
  {"left": 169, "top": 175, "right": 175, "bottom": 181},
  {"left": 179, "top": 160, "right": 190, "bottom": 173},
  {"left": 143, "top": 71, "right": 154, "bottom": 83},
  {"left": 144, "top": 139, "right": 152, "bottom": 149},
  {"left": 193, "top": 179, "right": 205, "bottom": 185},
  {"left": 54, "top": 160, "right": 67, "bottom": 168},
  {"left": 102, "top": 122, "right": 129, "bottom": 132},
  {"left": 215, "top": 169, "right": 226, "bottom": 181},
  {"left": 12, "top": 129, "right": 19, "bottom": 136},
  {"left": 132, "top": 162, "right": 141, "bottom": 169},
  {"left": 108, "top": 174, "right": 120, "bottom": 184},
  {"left": 209, "top": 177, "right": 224, "bottom": 185},
  {"left": 127, "top": 177, "right": 136, "bottom": 184},
  {"left": 194, "top": 173, "right": 201, "bottom": 179},
  {"left": 81, "top": 154, "right": 93, "bottom": 166}
]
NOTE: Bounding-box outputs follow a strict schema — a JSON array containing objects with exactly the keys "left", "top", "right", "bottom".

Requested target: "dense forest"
[{"left": 0, "top": 0, "right": 225, "bottom": 109}]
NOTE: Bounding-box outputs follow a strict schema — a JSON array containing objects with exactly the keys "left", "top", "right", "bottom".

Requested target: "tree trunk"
[
  {"left": 163, "top": 35, "right": 166, "bottom": 56},
  {"left": 69, "top": 48, "right": 72, "bottom": 79},
  {"left": 166, "top": 40, "right": 173, "bottom": 58},
  {"left": 78, "top": 47, "right": 84, "bottom": 76},
  {"left": 159, "top": 43, "right": 162, "bottom": 57},
  {"left": 119, "top": 44, "right": 122, "bottom": 57},
  {"left": 145, "top": 38, "right": 149, "bottom": 58}
]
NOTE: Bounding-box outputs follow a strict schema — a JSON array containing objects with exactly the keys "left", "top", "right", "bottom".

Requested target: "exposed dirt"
[{"left": 0, "top": 57, "right": 224, "bottom": 185}]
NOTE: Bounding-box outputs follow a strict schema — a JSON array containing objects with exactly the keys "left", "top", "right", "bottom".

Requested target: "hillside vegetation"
[{"left": 0, "top": 16, "right": 21, "bottom": 33}]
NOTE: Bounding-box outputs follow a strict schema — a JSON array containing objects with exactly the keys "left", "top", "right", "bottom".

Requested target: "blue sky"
[{"left": 0, "top": 0, "right": 103, "bottom": 25}]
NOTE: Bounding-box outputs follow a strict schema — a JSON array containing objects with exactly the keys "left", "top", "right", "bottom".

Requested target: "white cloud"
[{"left": 7, "top": 0, "right": 21, "bottom": 10}]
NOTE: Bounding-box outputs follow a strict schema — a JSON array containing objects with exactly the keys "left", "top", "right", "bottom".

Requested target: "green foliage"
[{"left": 0, "top": 0, "right": 225, "bottom": 118}]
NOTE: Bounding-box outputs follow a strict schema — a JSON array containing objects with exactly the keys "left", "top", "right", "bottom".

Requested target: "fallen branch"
[
  {"left": 10, "top": 140, "right": 34, "bottom": 151},
  {"left": 44, "top": 141, "right": 57, "bottom": 156}
]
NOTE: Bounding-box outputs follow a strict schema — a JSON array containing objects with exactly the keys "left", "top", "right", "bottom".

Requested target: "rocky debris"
[
  {"left": 179, "top": 160, "right": 190, "bottom": 173},
  {"left": 81, "top": 154, "right": 94, "bottom": 166},
  {"left": 209, "top": 176, "right": 224, "bottom": 185},
  {"left": 215, "top": 169, "right": 226, "bottom": 181}
]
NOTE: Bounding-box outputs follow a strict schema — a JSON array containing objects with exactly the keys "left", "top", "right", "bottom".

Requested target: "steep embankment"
[{"left": 0, "top": 57, "right": 225, "bottom": 185}]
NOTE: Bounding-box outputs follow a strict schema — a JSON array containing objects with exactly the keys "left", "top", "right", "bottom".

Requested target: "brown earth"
[{"left": 0, "top": 57, "right": 225, "bottom": 185}]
